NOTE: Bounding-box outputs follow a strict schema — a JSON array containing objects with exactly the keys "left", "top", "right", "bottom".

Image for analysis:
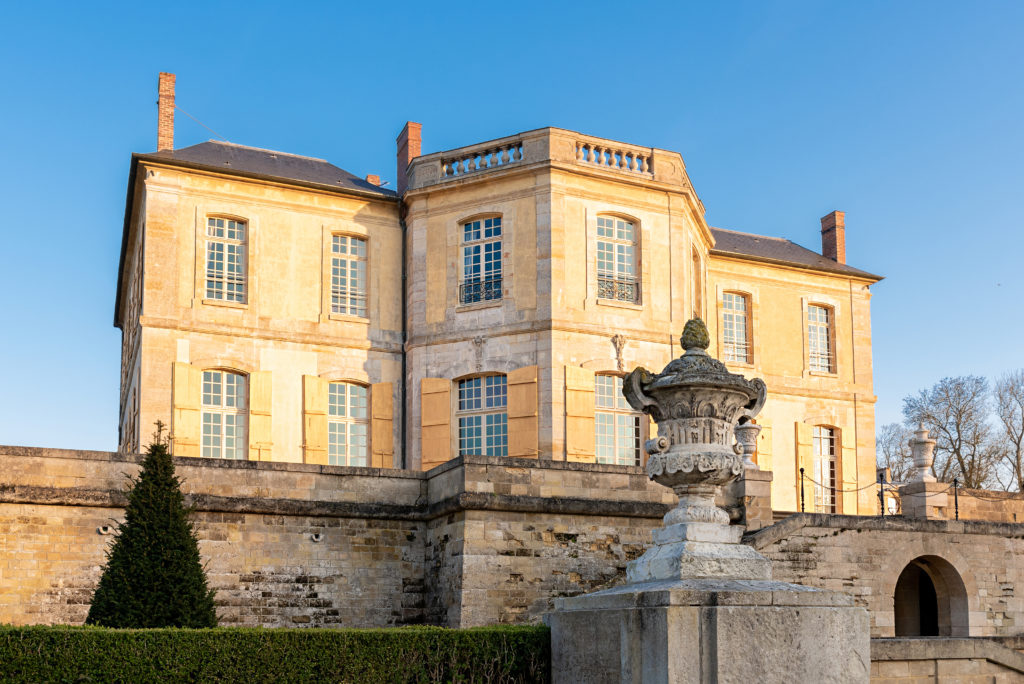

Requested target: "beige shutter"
[
  {"left": 644, "top": 415, "right": 658, "bottom": 467},
  {"left": 371, "top": 382, "right": 394, "bottom": 468},
  {"left": 840, "top": 426, "right": 857, "bottom": 514},
  {"left": 421, "top": 378, "right": 451, "bottom": 470},
  {"left": 303, "top": 375, "right": 329, "bottom": 465},
  {"left": 507, "top": 366, "right": 539, "bottom": 458},
  {"left": 171, "top": 362, "right": 202, "bottom": 457},
  {"left": 565, "top": 366, "right": 595, "bottom": 463},
  {"left": 795, "top": 422, "right": 813, "bottom": 510},
  {"left": 248, "top": 371, "right": 273, "bottom": 462},
  {"left": 755, "top": 420, "right": 773, "bottom": 472}
]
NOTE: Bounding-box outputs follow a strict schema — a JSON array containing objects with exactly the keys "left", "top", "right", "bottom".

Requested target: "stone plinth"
[
  {"left": 546, "top": 579, "right": 870, "bottom": 684},
  {"left": 720, "top": 468, "right": 774, "bottom": 531},
  {"left": 899, "top": 481, "right": 949, "bottom": 520}
]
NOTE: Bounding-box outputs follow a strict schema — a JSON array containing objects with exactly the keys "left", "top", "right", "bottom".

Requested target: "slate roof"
[
  {"left": 710, "top": 227, "right": 882, "bottom": 281},
  {"left": 136, "top": 140, "right": 397, "bottom": 199}
]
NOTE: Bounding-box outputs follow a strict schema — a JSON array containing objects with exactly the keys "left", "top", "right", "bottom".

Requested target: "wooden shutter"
[
  {"left": 248, "top": 371, "right": 273, "bottom": 461},
  {"left": 371, "top": 382, "right": 394, "bottom": 468},
  {"left": 421, "top": 378, "right": 451, "bottom": 470},
  {"left": 303, "top": 375, "right": 329, "bottom": 465},
  {"left": 171, "top": 362, "right": 202, "bottom": 457},
  {"left": 507, "top": 366, "right": 539, "bottom": 458},
  {"left": 565, "top": 366, "right": 595, "bottom": 463},
  {"left": 795, "top": 422, "right": 813, "bottom": 510},
  {"left": 840, "top": 426, "right": 857, "bottom": 515},
  {"left": 755, "top": 420, "right": 773, "bottom": 472}
]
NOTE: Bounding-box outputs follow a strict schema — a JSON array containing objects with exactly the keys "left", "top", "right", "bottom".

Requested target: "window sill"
[
  {"left": 202, "top": 298, "right": 247, "bottom": 309},
  {"left": 328, "top": 313, "right": 370, "bottom": 324},
  {"left": 725, "top": 360, "right": 755, "bottom": 370},
  {"left": 596, "top": 298, "right": 642, "bottom": 311},
  {"left": 456, "top": 299, "right": 503, "bottom": 313},
  {"left": 808, "top": 369, "right": 839, "bottom": 378}
]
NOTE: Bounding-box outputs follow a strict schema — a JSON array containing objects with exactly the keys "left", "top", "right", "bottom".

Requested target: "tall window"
[
  {"left": 812, "top": 426, "right": 837, "bottom": 513},
  {"left": 460, "top": 217, "right": 502, "bottom": 304},
  {"left": 692, "top": 249, "right": 703, "bottom": 319},
  {"left": 597, "top": 216, "right": 639, "bottom": 303},
  {"left": 331, "top": 235, "right": 368, "bottom": 317},
  {"left": 595, "top": 374, "right": 642, "bottom": 466},
  {"left": 328, "top": 382, "right": 368, "bottom": 466},
  {"left": 457, "top": 375, "right": 507, "bottom": 457},
  {"left": 202, "top": 370, "right": 247, "bottom": 459},
  {"left": 206, "top": 217, "right": 247, "bottom": 303},
  {"left": 808, "top": 304, "right": 834, "bottom": 373},
  {"left": 722, "top": 292, "right": 752, "bottom": 363}
]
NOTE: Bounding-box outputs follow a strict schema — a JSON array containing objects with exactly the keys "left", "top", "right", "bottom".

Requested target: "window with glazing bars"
[
  {"left": 808, "top": 305, "right": 834, "bottom": 373},
  {"left": 597, "top": 216, "right": 639, "bottom": 303},
  {"left": 812, "top": 426, "right": 837, "bottom": 513},
  {"left": 457, "top": 375, "right": 507, "bottom": 457},
  {"left": 201, "top": 370, "right": 247, "bottom": 459},
  {"left": 595, "top": 374, "right": 642, "bottom": 465},
  {"left": 206, "top": 218, "right": 247, "bottom": 302},
  {"left": 722, "top": 292, "right": 751, "bottom": 363},
  {"left": 331, "top": 236, "right": 368, "bottom": 317},
  {"left": 328, "top": 382, "right": 368, "bottom": 466},
  {"left": 460, "top": 217, "right": 502, "bottom": 304}
]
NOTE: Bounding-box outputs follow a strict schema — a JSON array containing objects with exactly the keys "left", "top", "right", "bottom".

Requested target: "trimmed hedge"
[{"left": 0, "top": 624, "right": 550, "bottom": 683}]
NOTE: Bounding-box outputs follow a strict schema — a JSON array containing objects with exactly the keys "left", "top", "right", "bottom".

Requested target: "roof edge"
[{"left": 709, "top": 248, "right": 884, "bottom": 283}]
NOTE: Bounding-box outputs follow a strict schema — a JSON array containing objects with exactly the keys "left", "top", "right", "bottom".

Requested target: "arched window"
[
  {"left": 595, "top": 374, "right": 643, "bottom": 466},
  {"left": 597, "top": 216, "right": 639, "bottom": 303},
  {"left": 202, "top": 370, "right": 247, "bottom": 459},
  {"left": 331, "top": 235, "right": 368, "bottom": 317},
  {"left": 808, "top": 304, "right": 835, "bottom": 373},
  {"left": 812, "top": 425, "right": 837, "bottom": 512},
  {"left": 460, "top": 216, "right": 502, "bottom": 304},
  {"left": 456, "top": 375, "right": 507, "bottom": 457},
  {"left": 328, "top": 381, "right": 368, "bottom": 466},
  {"left": 205, "top": 217, "right": 247, "bottom": 303},
  {"left": 722, "top": 292, "right": 752, "bottom": 363}
]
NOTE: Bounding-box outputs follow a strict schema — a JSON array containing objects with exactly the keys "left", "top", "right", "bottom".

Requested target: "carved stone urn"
[
  {"left": 622, "top": 318, "right": 770, "bottom": 582},
  {"left": 909, "top": 423, "right": 937, "bottom": 483}
]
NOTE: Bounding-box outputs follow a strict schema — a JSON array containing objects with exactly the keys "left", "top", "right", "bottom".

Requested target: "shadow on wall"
[{"left": 894, "top": 555, "right": 969, "bottom": 637}]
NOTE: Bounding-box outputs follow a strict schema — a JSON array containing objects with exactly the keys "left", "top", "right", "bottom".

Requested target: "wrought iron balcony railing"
[
  {"left": 597, "top": 275, "right": 640, "bottom": 304},
  {"left": 459, "top": 277, "right": 503, "bottom": 304}
]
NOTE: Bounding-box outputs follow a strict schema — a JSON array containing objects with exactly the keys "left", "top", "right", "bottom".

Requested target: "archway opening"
[{"left": 893, "top": 555, "right": 969, "bottom": 637}]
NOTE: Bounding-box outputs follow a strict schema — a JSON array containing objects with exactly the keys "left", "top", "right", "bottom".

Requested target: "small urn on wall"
[{"left": 909, "top": 423, "right": 937, "bottom": 483}]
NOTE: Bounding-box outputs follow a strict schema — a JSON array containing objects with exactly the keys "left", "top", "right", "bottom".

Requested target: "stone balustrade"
[
  {"left": 440, "top": 139, "right": 524, "bottom": 178},
  {"left": 574, "top": 136, "right": 653, "bottom": 176}
]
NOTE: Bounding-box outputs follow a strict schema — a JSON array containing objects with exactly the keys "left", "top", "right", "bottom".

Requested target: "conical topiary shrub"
[{"left": 86, "top": 423, "right": 217, "bottom": 627}]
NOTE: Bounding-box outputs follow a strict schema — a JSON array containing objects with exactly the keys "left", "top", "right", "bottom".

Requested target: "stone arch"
[{"left": 893, "top": 555, "right": 970, "bottom": 637}]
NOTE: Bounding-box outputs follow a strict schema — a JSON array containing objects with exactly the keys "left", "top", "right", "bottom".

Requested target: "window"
[
  {"left": 808, "top": 304, "right": 834, "bottom": 373},
  {"left": 331, "top": 235, "right": 368, "bottom": 317},
  {"left": 457, "top": 375, "right": 507, "bottom": 457},
  {"left": 460, "top": 217, "right": 502, "bottom": 304},
  {"left": 597, "top": 216, "right": 639, "bottom": 303},
  {"left": 812, "top": 426, "right": 837, "bottom": 513},
  {"left": 206, "top": 217, "right": 247, "bottom": 303},
  {"left": 722, "top": 292, "right": 751, "bottom": 364},
  {"left": 201, "top": 370, "right": 247, "bottom": 459},
  {"left": 595, "top": 374, "right": 643, "bottom": 465},
  {"left": 692, "top": 248, "right": 703, "bottom": 319},
  {"left": 328, "top": 382, "right": 368, "bottom": 466}
]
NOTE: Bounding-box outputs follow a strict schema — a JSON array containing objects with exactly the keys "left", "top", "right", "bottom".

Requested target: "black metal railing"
[
  {"left": 597, "top": 275, "right": 640, "bottom": 304},
  {"left": 460, "top": 277, "right": 503, "bottom": 304}
]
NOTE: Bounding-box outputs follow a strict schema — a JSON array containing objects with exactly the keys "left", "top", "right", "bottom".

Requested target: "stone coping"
[
  {"left": 870, "top": 638, "right": 1024, "bottom": 672},
  {"left": 553, "top": 578, "right": 859, "bottom": 612},
  {"left": 745, "top": 512, "right": 1024, "bottom": 549}
]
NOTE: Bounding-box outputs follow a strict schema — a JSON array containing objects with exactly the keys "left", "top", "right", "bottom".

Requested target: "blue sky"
[{"left": 0, "top": 2, "right": 1021, "bottom": 450}]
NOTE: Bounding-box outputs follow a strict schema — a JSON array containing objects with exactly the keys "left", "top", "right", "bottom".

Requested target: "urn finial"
[{"left": 680, "top": 318, "right": 710, "bottom": 352}]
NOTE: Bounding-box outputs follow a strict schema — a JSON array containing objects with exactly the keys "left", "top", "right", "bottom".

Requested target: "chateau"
[{"left": 116, "top": 73, "right": 881, "bottom": 515}]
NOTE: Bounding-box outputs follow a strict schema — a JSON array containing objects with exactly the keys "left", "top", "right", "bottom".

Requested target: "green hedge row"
[{"left": 0, "top": 624, "right": 550, "bottom": 683}]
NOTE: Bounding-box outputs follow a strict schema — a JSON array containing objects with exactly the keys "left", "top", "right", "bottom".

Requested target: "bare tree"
[
  {"left": 995, "top": 370, "right": 1024, "bottom": 492},
  {"left": 876, "top": 423, "right": 913, "bottom": 483},
  {"left": 901, "top": 375, "right": 998, "bottom": 489}
]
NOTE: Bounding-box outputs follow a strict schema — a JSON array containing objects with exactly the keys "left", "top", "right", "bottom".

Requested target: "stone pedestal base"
[
  {"left": 720, "top": 468, "right": 774, "bottom": 531},
  {"left": 899, "top": 481, "right": 949, "bottom": 520},
  {"left": 546, "top": 580, "right": 870, "bottom": 684}
]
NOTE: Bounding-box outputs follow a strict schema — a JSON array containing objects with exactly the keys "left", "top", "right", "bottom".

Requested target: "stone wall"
[
  {"left": 956, "top": 489, "right": 1024, "bottom": 524},
  {"left": 749, "top": 514, "right": 1024, "bottom": 638},
  {"left": 870, "top": 638, "right": 1024, "bottom": 682}
]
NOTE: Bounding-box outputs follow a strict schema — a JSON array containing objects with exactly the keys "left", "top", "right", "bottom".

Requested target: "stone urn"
[
  {"left": 909, "top": 423, "right": 937, "bottom": 483},
  {"left": 622, "top": 318, "right": 769, "bottom": 582}
]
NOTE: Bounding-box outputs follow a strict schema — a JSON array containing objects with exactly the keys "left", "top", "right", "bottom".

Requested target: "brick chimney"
[
  {"left": 820, "top": 210, "right": 846, "bottom": 263},
  {"left": 365, "top": 174, "right": 381, "bottom": 187},
  {"left": 396, "top": 121, "right": 422, "bottom": 196},
  {"left": 157, "top": 72, "right": 176, "bottom": 151}
]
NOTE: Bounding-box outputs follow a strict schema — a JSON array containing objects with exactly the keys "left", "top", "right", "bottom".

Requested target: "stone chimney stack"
[
  {"left": 365, "top": 174, "right": 381, "bottom": 187},
  {"left": 157, "top": 72, "right": 176, "bottom": 152},
  {"left": 396, "top": 121, "right": 422, "bottom": 197},
  {"left": 820, "top": 210, "right": 846, "bottom": 264}
]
